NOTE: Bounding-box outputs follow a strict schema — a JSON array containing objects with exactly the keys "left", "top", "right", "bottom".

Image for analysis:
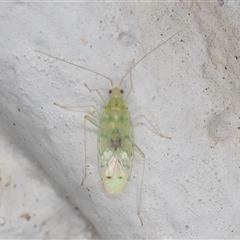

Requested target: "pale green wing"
[
  {"left": 102, "top": 156, "right": 128, "bottom": 197},
  {"left": 97, "top": 99, "right": 134, "bottom": 193}
]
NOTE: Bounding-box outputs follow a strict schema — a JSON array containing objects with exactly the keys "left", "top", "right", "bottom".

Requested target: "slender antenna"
[
  {"left": 36, "top": 50, "right": 114, "bottom": 88},
  {"left": 118, "top": 29, "right": 182, "bottom": 87}
]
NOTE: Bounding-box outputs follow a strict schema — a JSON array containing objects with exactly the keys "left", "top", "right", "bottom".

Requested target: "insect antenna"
[
  {"left": 36, "top": 50, "right": 114, "bottom": 89},
  {"left": 118, "top": 29, "right": 182, "bottom": 90}
]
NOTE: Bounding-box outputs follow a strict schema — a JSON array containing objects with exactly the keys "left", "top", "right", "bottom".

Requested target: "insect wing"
[
  {"left": 98, "top": 102, "right": 134, "bottom": 196},
  {"left": 102, "top": 156, "right": 128, "bottom": 196}
]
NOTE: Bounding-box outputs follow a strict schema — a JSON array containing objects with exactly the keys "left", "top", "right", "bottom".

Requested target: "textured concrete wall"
[{"left": 1, "top": 2, "right": 240, "bottom": 239}]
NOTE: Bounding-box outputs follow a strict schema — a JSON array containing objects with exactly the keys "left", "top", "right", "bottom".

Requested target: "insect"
[{"left": 37, "top": 30, "right": 181, "bottom": 225}]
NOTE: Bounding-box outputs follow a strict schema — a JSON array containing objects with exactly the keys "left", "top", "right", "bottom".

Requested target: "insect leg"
[
  {"left": 54, "top": 103, "right": 101, "bottom": 115},
  {"left": 81, "top": 115, "right": 100, "bottom": 186},
  {"left": 138, "top": 154, "right": 146, "bottom": 226},
  {"left": 132, "top": 114, "right": 171, "bottom": 139},
  {"left": 128, "top": 138, "right": 146, "bottom": 225},
  {"left": 124, "top": 59, "right": 135, "bottom": 100},
  {"left": 54, "top": 103, "right": 100, "bottom": 186},
  {"left": 133, "top": 114, "right": 171, "bottom": 225},
  {"left": 84, "top": 83, "right": 107, "bottom": 104},
  {"left": 134, "top": 140, "right": 146, "bottom": 225},
  {"left": 126, "top": 132, "right": 146, "bottom": 225},
  {"left": 133, "top": 142, "right": 145, "bottom": 158}
]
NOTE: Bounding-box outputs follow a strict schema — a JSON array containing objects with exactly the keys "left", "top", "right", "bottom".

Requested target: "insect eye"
[
  {"left": 120, "top": 89, "right": 124, "bottom": 94},
  {"left": 109, "top": 89, "right": 112, "bottom": 94}
]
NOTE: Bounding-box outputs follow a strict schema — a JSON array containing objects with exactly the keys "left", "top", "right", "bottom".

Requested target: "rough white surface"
[
  {"left": 0, "top": 135, "right": 98, "bottom": 239},
  {"left": 1, "top": 2, "right": 240, "bottom": 239}
]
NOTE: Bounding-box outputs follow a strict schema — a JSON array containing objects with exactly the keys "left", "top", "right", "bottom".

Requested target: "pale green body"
[
  {"left": 98, "top": 87, "right": 134, "bottom": 197},
  {"left": 39, "top": 30, "right": 179, "bottom": 223}
]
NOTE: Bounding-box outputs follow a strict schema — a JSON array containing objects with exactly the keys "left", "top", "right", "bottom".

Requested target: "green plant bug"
[{"left": 37, "top": 29, "right": 181, "bottom": 225}]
